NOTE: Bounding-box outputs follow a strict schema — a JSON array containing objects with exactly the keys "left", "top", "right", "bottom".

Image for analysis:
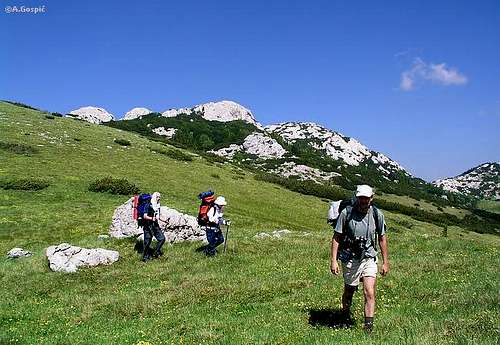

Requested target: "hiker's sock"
[{"left": 364, "top": 317, "right": 374, "bottom": 332}]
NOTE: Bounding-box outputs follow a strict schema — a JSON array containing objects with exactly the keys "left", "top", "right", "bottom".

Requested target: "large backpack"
[
  {"left": 327, "top": 198, "right": 354, "bottom": 227},
  {"left": 197, "top": 190, "right": 215, "bottom": 226},
  {"left": 135, "top": 193, "right": 152, "bottom": 227}
]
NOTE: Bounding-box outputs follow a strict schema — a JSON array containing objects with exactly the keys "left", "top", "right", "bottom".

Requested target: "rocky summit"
[
  {"left": 162, "top": 100, "right": 259, "bottom": 126},
  {"left": 68, "top": 106, "right": 114, "bottom": 124},
  {"left": 433, "top": 162, "right": 500, "bottom": 199},
  {"left": 123, "top": 107, "right": 153, "bottom": 120}
]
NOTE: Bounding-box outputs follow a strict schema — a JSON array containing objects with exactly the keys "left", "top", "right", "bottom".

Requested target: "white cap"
[
  {"left": 214, "top": 196, "right": 227, "bottom": 206},
  {"left": 356, "top": 185, "right": 373, "bottom": 197}
]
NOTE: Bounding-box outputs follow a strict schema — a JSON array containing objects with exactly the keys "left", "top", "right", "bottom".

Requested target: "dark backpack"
[
  {"left": 197, "top": 190, "right": 215, "bottom": 226},
  {"left": 136, "top": 193, "right": 151, "bottom": 227}
]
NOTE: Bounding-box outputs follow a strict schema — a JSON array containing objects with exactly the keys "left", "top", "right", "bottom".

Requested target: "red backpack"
[{"left": 197, "top": 191, "right": 215, "bottom": 226}]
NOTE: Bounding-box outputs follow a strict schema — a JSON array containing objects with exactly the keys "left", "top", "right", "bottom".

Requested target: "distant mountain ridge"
[
  {"left": 102, "top": 100, "right": 460, "bottom": 205},
  {"left": 433, "top": 163, "right": 500, "bottom": 200},
  {"left": 31, "top": 98, "right": 486, "bottom": 205}
]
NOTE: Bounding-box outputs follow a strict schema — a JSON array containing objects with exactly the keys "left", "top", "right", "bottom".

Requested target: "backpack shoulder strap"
[
  {"left": 371, "top": 205, "right": 382, "bottom": 251},
  {"left": 372, "top": 205, "right": 380, "bottom": 233},
  {"left": 342, "top": 205, "right": 354, "bottom": 238}
]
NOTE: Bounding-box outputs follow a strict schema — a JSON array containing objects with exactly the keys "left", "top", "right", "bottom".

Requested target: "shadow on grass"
[
  {"left": 134, "top": 241, "right": 154, "bottom": 257},
  {"left": 307, "top": 308, "right": 355, "bottom": 329},
  {"left": 195, "top": 245, "right": 208, "bottom": 253}
]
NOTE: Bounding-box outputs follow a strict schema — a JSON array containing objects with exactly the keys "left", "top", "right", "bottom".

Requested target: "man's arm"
[
  {"left": 330, "top": 232, "right": 342, "bottom": 275},
  {"left": 378, "top": 234, "right": 389, "bottom": 276}
]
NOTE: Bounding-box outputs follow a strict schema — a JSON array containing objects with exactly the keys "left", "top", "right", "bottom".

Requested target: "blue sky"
[{"left": 1, "top": 0, "right": 499, "bottom": 181}]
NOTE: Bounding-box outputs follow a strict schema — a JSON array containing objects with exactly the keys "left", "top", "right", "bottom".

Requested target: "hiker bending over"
[
  {"left": 205, "top": 196, "right": 229, "bottom": 256},
  {"left": 330, "top": 185, "right": 390, "bottom": 332},
  {"left": 142, "top": 192, "right": 165, "bottom": 262}
]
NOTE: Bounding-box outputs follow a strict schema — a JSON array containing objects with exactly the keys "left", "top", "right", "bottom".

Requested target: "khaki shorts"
[{"left": 342, "top": 257, "right": 378, "bottom": 287}]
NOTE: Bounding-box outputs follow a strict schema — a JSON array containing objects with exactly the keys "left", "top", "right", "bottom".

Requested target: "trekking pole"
[{"left": 223, "top": 223, "right": 230, "bottom": 253}]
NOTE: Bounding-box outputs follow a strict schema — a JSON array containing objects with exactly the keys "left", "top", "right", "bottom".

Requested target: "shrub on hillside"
[
  {"left": 45, "top": 115, "right": 55, "bottom": 119},
  {"left": 88, "top": 177, "right": 140, "bottom": 195},
  {"left": 114, "top": 138, "right": 131, "bottom": 146},
  {"left": 0, "top": 141, "right": 38, "bottom": 155},
  {"left": 0, "top": 178, "right": 50, "bottom": 191},
  {"left": 165, "top": 148, "right": 193, "bottom": 162},
  {"left": 202, "top": 153, "right": 226, "bottom": 164}
]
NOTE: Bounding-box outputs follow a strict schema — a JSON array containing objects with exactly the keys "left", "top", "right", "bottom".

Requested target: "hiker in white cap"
[
  {"left": 330, "top": 184, "right": 390, "bottom": 332},
  {"left": 205, "top": 196, "right": 230, "bottom": 256}
]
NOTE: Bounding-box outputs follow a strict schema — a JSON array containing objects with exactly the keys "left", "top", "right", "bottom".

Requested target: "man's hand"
[
  {"left": 381, "top": 262, "right": 390, "bottom": 276},
  {"left": 330, "top": 260, "right": 340, "bottom": 275}
]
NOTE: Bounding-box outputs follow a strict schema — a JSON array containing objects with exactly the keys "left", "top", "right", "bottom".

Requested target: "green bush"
[
  {"left": 88, "top": 177, "right": 140, "bottom": 195},
  {"left": 0, "top": 178, "right": 49, "bottom": 191},
  {"left": 202, "top": 153, "right": 226, "bottom": 164},
  {"left": 0, "top": 141, "right": 38, "bottom": 155},
  {"left": 45, "top": 115, "right": 55, "bottom": 119},
  {"left": 148, "top": 146, "right": 193, "bottom": 161},
  {"left": 165, "top": 149, "right": 193, "bottom": 162},
  {"left": 114, "top": 138, "right": 131, "bottom": 146}
]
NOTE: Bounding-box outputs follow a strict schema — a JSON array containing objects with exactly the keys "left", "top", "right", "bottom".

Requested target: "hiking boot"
[
  {"left": 153, "top": 251, "right": 164, "bottom": 259},
  {"left": 364, "top": 317, "right": 374, "bottom": 333},
  {"left": 142, "top": 255, "right": 152, "bottom": 262}
]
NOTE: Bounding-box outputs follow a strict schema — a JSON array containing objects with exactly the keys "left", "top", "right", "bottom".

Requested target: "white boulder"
[
  {"left": 45, "top": 243, "right": 119, "bottom": 273},
  {"left": 242, "top": 132, "right": 286, "bottom": 158},
  {"left": 7, "top": 247, "right": 33, "bottom": 258},
  {"left": 68, "top": 106, "right": 114, "bottom": 124},
  {"left": 124, "top": 107, "right": 152, "bottom": 120},
  {"left": 209, "top": 132, "right": 285, "bottom": 159},
  {"left": 152, "top": 127, "right": 177, "bottom": 138},
  {"left": 109, "top": 198, "right": 206, "bottom": 243}
]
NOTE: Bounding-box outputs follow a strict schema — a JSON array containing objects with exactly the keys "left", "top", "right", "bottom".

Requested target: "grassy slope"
[
  {"left": 477, "top": 200, "right": 500, "bottom": 214},
  {"left": 0, "top": 102, "right": 498, "bottom": 345}
]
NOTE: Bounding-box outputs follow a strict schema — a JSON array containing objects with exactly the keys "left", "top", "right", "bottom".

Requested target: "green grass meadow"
[{"left": 0, "top": 102, "right": 499, "bottom": 344}]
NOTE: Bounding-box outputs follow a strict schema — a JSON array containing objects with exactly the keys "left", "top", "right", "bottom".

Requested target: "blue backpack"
[{"left": 136, "top": 193, "right": 151, "bottom": 226}]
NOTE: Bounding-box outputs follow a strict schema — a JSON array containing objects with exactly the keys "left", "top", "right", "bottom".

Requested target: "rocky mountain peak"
[
  {"left": 68, "top": 106, "right": 114, "bottom": 124},
  {"left": 433, "top": 162, "right": 500, "bottom": 199},
  {"left": 162, "top": 100, "right": 259, "bottom": 126},
  {"left": 123, "top": 107, "right": 152, "bottom": 120}
]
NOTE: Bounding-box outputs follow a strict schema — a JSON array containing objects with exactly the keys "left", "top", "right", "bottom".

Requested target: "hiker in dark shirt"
[{"left": 142, "top": 192, "right": 165, "bottom": 262}]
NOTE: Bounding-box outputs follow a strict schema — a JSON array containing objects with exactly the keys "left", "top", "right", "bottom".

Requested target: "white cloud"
[
  {"left": 428, "top": 63, "right": 468, "bottom": 85},
  {"left": 399, "top": 58, "right": 468, "bottom": 91}
]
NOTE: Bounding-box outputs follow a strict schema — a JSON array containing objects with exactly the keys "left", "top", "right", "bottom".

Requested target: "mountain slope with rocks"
[
  {"left": 433, "top": 162, "right": 500, "bottom": 200},
  {"left": 265, "top": 122, "right": 409, "bottom": 177}
]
